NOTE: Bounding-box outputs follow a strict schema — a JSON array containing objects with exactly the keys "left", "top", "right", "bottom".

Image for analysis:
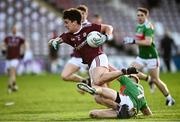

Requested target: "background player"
[
  {"left": 123, "top": 7, "right": 175, "bottom": 106},
  {"left": 0, "top": 25, "right": 26, "bottom": 93},
  {"left": 92, "top": 14, "right": 103, "bottom": 25}
]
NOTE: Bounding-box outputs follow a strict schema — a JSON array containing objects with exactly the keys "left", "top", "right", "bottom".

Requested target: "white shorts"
[
  {"left": 89, "top": 54, "right": 109, "bottom": 84},
  {"left": 6, "top": 59, "right": 19, "bottom": 69},
  {"left": 89, "top": 54, "right": 109, "bottom": 70},
  {"left": 119, "top": 94, "right": 134, "bottom": 111},
  {"left": 67, "top": 57, "right": 84, "bottom": 68},
  {"left": 135, "top": 56, "right": 160, "bottom": 69}
]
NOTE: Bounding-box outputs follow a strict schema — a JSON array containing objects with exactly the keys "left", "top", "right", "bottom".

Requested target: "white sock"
[{"left": 166, "top": 94, "right": 172, "bottom": 100}]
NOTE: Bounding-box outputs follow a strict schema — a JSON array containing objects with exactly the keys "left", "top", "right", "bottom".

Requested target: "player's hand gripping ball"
[{"left": 86, "top": 31, "right": 104, "bottom": 48}]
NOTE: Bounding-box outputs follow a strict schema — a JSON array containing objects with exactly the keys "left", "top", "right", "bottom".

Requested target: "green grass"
[{"left": 0, "top": 72, "right": 180, "bottom": 121}]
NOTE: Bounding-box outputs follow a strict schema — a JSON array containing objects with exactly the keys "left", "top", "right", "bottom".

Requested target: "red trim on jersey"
[
  {"left": 119, "top": 85, "right": 126, "bottom": 95},
  {"left": 135, "top": 34, "right": 145, "bottom": 40},
  {"left": 95, "top": 56, "right": 100, "bottom": 67}
]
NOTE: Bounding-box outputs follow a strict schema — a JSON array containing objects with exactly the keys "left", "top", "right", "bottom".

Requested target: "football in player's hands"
[{"left": 86, "top": 31, "right": 104, "bottom": 48}]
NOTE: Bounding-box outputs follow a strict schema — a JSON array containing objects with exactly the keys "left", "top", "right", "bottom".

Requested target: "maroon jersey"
[
  {"left": 4, "top": 36, "right": 25, "bottom": 59},
  {"left": 60, "top": 23, "right": 104, "bottom": 66},
  {"left": 70, "top": 20, "right": 91, "bottom": 58},
  {"left": 70, "top": 49, "right": 81, "bottom": 58}
]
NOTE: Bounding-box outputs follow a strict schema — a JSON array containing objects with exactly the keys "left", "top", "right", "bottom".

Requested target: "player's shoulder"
[{"left": 144, "top": 20, "right": 154, "bottom": 30}]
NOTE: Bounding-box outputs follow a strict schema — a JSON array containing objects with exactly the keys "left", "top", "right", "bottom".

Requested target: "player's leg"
[
  {"left": 77, "top": 82, "right": 119, "bottom": 109},
  {"left": 94, "top": 87, "right": 119, "bottom": 109},
  {"left": 149, "top": 67, "right": 175, "bottom": 106},
  {"left": 61, "top": 63, "right": 82, "bottom": 82},
  {"left": 90, "top": 67, "right": 122, "bottom": 86},
  {"left": 106, "top": 64, "right": 118, "bottom": 87},
  {"left": 89, "top": 54, "right": 122, "bottom": 86},
  {"left": 7, "top": 59, "right": 19, "bottom": 93},
  {"left": 89, "top": 109, "right": 118, "bottom": 118},
  {"left": 61, "top": 57, "right": 86, "bottom": 83}
]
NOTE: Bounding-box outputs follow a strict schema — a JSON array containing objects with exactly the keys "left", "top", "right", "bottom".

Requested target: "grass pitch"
[{"left": 0, "top": 72, "right": 180, "bottom": 121}]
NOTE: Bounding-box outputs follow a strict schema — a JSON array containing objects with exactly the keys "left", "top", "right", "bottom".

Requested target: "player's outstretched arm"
[
  {"left": 141, "top": 106, "right": 152, "bottom": 116},
  {"left": 123, "top": 36, "right": 152, "bottom": 46},
  {"left": 48, "top": 37, "right": 63, "bottom": 50}
]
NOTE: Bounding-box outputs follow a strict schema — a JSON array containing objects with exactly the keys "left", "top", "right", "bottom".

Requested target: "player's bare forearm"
[
  {"left": 101, "top": 24, "right": 113, "bottom": 35},
  {"left": 141, "top": 106, "right": 152, "bottom": 116},
  {"left": 135, "top": 37, "right": 152, "bottom": 46}
]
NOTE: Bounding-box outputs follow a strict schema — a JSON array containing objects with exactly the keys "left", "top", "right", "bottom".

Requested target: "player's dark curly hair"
[
  {"left": 117, "top": 104, "right": 136, "bottom": 119},
  {"left": 63, "top": 8, "right": 82, "bottom": 24}
]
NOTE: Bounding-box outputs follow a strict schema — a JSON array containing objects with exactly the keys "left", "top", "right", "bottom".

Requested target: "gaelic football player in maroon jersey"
[
  {"left": 61, "top": 5, "right": 91, "bottom": 89},
  {"left": 1, "top": 25, "right": 26, "bottom": 93},
  {"left": 49, "top": 8, "right": 133, "bottom": 105}
]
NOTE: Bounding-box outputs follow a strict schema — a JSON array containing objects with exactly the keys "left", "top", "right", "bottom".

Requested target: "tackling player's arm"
[
  {"left": 134, "top": 36, "right": 152, "bottom": 46},
  {"left": 123, "top": 27, "right": 153, "bottom": 46},
  {"left": 141, "top": 106, "right": 152, "bottom": 116},
  {"left": 136, "top": 24, "right": 154, "bottom": 46}
]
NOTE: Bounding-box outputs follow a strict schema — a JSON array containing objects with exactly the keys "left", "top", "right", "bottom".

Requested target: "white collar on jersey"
[
  {"left": 82, "top": 19, "right": 91, "bottom": 25},
  {"left": 73, "top": 25, "right": 83, "bottom": 34},
  {"left": 119, "top": 94, "right": 134, "bottom": 110}
]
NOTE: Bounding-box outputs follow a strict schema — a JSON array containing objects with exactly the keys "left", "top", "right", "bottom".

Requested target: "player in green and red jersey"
[
  {"left": 123, "top": 7, "right": 175, "bottom": 106},
  {"left": 77, "top": 73, "right": 152, "bottom": 119}
]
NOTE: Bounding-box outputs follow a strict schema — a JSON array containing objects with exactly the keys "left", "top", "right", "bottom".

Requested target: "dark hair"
[
  {"left": 117, "top": 104, "right": 132, "bottom": 119},
  {"left": 137, "top": 7, "right": 149, "bottom": 16},
  {"left": 77, "top": 4, "right": 88, "bottom": 13},
  {"left": 63, "top": 8, "right": 82, "bottom": 24}
]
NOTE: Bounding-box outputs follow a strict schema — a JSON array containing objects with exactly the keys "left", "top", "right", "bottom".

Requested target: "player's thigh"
[
  {"left": 149, "top": 67, "right": 160, "bottom": 81},
  {"left": 102, "top": 87, "right": 117, "bottom": 100},
  {"left": 108, "top": 64, "right": 117, "bottom": 71},
  {"left": 61, "top": 63, "right": 80, "bottom": 76},
  {"left": 91, "top": 66, "right": 109, "bottom": 82},
  {"left": 89, "top": 54, "right": 109, "bottom": 83}
]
